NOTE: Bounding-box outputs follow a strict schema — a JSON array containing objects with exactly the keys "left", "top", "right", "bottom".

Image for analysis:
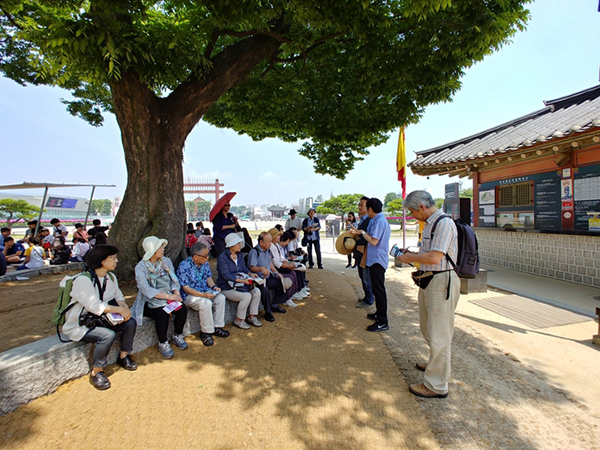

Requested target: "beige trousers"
[
  {"left": 222, "top": 287, "right": 261, "bottom": 319},
  {"left": 418, "top": 270, "right": 461, "bottom": 394}
]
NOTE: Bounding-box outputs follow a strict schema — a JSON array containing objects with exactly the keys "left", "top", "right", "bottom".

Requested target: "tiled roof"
[{"left": 409, "top": 85, "right": 600, "bottom": 173}]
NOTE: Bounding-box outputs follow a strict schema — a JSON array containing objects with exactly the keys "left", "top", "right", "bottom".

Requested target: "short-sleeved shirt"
[
  {"left": 419, "top": 209, "right": 458, "bottom": 272},
  {"left": 53, "top": 224, "right": 68, "bottom": 238},
  {"left": 247, "top": 244, "right": 273, "bottom": 278},
  {"left": 176, "top": 257, "right": 213, "bottom": 301},
  {"left": 365, "top": 213, "right": 391, "bottom": 268},
  {"left": 6, "top": 242, "right": 25, "bottom": 256}
]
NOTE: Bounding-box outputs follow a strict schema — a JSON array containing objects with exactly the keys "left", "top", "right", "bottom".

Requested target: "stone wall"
[{"left": 477, "top": 230, "right": 600, "bottom": 287}]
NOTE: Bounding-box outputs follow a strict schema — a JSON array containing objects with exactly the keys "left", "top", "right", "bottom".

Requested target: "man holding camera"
[
  {"left": 351, "top": 198, "right": 390, "bottom": 333},
  {"left": 397, "top": 190, "right": 460, "bottom": 399}
]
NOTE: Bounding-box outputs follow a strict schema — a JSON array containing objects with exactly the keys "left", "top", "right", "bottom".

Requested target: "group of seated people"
[
  {"left": 61, "top": 220, "right": 314, "bottom": 390},
  {"left": 0, "top": 219, "right": 109, "bottom": 275}
]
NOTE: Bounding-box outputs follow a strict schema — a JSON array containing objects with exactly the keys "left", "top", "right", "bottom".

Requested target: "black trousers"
[
  {"left": 214, "top": 236, "right": 226, "bottom": 257},
  {"left": 368, "top": 263, "right": 387, "bottom": 324},
  {"left": 307, "top": 239, "right": 322, "bottom": 268},
  {"left": 144, "top": 303, "right": 188, "bottom": 343}
]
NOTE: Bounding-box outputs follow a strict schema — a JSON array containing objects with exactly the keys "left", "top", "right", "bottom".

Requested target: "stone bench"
[
  {"left": 460, "top": 269, "right": 488, "bottom": 294},
  {"left": 0, "top": 262, "right": 85, "bottom": 282},
  {"left": 0, "top": 298, "right": 249, "bottom": 416}
]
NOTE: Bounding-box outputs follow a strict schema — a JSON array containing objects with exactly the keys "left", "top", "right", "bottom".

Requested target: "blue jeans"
[
  {"left": 80, "top": 318, "right": 137, "bottom": 368},
  {"left": 357, "top": 258, "right": 374, "bottom": 304}
]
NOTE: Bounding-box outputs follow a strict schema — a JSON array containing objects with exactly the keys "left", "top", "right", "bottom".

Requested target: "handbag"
[
  {"left": 301, "top": 235, "right": 308, "bottom": 246},
  {"left": 411, "top": 270, "right": 434, "bottom": 289}
]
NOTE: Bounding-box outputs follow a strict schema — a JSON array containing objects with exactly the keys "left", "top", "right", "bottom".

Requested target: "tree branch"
[
  {"left": 203, "top": 29, "right": 220, "bottom": 59},
  {"left": 0, "top": 7, "right": 24, "bottom": 30}
]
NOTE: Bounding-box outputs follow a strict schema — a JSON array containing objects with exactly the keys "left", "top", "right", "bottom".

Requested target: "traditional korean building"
[{"left": 409, "top": 85, "right": 600, "bottom": 287}]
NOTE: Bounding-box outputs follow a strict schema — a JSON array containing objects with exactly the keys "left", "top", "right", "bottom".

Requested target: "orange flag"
[{"left": 397, "top": 126, "right": 407, "bottom": 199}]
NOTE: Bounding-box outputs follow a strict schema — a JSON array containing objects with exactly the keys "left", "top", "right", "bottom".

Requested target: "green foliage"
[
  {"left": 384, "top": 192, "right": 399, "bottom": 208},
  {"left": 90, "top": 199, "right": 112, "bottom": 216},
  {"left": 0, "top": 0, "right": 530, "bottom": 178},
  {"left": 387, "top": 198, "right": 404, "bottom": 215},
  {"left": 0, "top": 199, "right": 41, "bottom": 225},
  {"left": 434, "top": 198, "right": 444, "bottom": 209},
  {"left": 460, "top": 188, "right": 473, "bottom": 199},
  {"left": 186, "top": 200, "right": 211, "bottom": 218},
  {"left": 316, "top": 194, "right": 363, "bottom": 216}
]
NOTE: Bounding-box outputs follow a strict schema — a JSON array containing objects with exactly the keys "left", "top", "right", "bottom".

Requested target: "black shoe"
[
  {"left": 366, "top": 313, "right": 378, "bottom": 321},
  {"left": 212, "top": 328, "right": 230, "bottom": 338},
  {"left": 90, "top": 371, "right": 111, "bottom": 390},
  {"left": 367, "top": 322, "right": 389, "bottom": 332},
  {"left": 308, "top": 265, "right": 314, "bottom": 269},
  {"left": 272, "top": 305, "right": 287, "bottom": 313},
  {"left": 116, "top": 355, "right": 138, "bottom": 371},
  {"left": 264, "top": 312, "right": 275, "bottom": 322},
  {"left": 352, "top": 265, "right": 357, "bottom": 268},
  {"left": 200, "top": 332, "right": 214, "bottom": 346},
  {"left": 318, "top": 266, "right": 323, "bottom": 269},
  {"left": 346, "top": 264, "right": 352, "bottom": 268},
  {"left": 356, "top": 301, "right": 371, "bottom": 309}
]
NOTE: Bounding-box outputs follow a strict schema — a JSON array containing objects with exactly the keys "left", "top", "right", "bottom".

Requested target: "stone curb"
[
  {"left": 0, "top": 299, "right": 246, "bottom": 416},
  {"left": 0, "top": 262, "right": 85, "bottom": 282}
]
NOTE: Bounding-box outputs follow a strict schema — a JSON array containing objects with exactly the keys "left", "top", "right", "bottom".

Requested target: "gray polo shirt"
[{"left": 248, "top": 244, "right": 273, "bottom": 278}]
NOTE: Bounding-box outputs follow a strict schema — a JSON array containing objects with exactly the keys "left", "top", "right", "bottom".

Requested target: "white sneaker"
[
  {"left": 284, "top": 299, "right": 298, "bottom": 307},
  {"left": 291, "top": 293, "right": 302, "bottom": 301},
  {"left": 301, "top": 288, "right": 310, "bottom": 296},
  {"left": 234, "top": 319, "right": 251, "bottom": 330}
]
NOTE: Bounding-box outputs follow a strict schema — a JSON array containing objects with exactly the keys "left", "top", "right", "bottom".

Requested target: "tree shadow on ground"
[{"left": 381, "top": 270, "right": 600, "bottom": 449}]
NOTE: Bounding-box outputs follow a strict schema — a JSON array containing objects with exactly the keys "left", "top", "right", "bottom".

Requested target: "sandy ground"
[
  {"left": 2, "top": 253, "right": 600, "bottom": 449},
  {"left": 0, "top": 267, "right": 438, "bottom": 450}
]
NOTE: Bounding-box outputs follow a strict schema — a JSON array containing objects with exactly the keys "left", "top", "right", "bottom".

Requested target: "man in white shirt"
[{"left": 284, "top": 209, "right": 303, "bottom": 242}]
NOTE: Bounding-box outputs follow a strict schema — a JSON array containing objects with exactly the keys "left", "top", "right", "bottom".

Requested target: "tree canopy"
[
  {"left": 387, "top": 198, "right": 404, "bottom": 216},
  {"left": 1, "top": 0, "right": 530, "bottom": 178},
  {"left": 316, "top": 193, "right": 363, "bottom": 217},
  {"left": 0, "top": 199, "right": 41, "bottom": 226},
  {"left": 384, "top": 192, "right": 399, "bottom": 208},
  {"left": 460, "top": 188, "right": 474, "bottom": 199},
  {"left": 0, "top": 0, "right": 530, "bottom": 278},
  {"left": 90, "top": 199, "right": 113, "bottom": 216}
]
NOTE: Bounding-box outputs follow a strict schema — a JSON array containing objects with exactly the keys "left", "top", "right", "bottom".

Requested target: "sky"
[{"left": 1, "top": 0, "right": 599, "bottom": 209}]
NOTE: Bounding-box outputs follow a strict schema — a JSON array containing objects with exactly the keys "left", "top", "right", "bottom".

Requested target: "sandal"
[
  {"left": 200, "top": 332, "right": 214, "bottom": 347},
  {"left": 212, "top": 328, "right": 230, "bottom": 338}
]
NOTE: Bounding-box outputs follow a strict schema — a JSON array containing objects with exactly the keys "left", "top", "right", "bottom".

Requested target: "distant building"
[
  {"left": 0, "top": 192, "right": 90, "bottom": 221},
  {"left": 267, "top": 206, "right": 288, "bottom": 219},
  {"left": 299, "top": 197, "right": 313, "bottom": 214}
]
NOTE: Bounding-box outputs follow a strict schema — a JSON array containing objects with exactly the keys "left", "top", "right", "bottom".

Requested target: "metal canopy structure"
[{"left": 0, "top": 182, "right": 116, "bottom": 234}]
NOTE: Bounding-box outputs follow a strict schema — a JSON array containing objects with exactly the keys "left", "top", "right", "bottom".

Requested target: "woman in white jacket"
[{"left": 62, "top": 245, "right": 137, "bottom": 390}]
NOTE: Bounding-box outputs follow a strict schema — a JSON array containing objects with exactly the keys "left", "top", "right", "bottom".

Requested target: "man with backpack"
[{"left": 398, "top": 190, "right": 461, "bottom": 399}]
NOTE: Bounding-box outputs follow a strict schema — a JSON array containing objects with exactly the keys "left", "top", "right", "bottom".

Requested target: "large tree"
[
  {"left": 316, "top": 193, "right": 364, "bottom": 219},
  {"left": 0, "top": 199, "right": 41, "bottom": 226},
  {"left": 0, "top": 1, "right": 529, "bottom": 278}
]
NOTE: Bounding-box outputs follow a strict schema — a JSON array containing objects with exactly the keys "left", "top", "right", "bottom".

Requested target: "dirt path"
[
  {"left": 375, "top": 267, "right": 600, "bottom": 450},
  {"left": 0, "top": 268, "right": 438, "bottom": 450}
]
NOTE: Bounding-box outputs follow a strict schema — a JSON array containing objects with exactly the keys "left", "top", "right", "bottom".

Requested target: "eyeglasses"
[
  {"left": 194, "top": 253, "right": 209, "bottom": 259},
  {"left": 224, "top": 204, "right": 231, "bottom": 207}
]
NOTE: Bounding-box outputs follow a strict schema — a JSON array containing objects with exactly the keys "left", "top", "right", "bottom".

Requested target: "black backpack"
[{"left": 431, "top": 215, "right": 479, "bottom": 279}]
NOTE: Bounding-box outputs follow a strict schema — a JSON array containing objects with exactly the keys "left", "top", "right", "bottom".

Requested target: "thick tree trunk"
[
  {"left": 107, "top": 72, "right": 188, "bottom": 280},
  {"left": 107, "top": 35, "right": 284, "bottom": 280}
]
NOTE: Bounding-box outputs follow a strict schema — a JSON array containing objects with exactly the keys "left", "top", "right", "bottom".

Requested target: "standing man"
[
  {"left": 398, "top": 190, "right": 460, "bottom": 399},
  {"left": 284, "top": 209, "right": 303, "bottom": 243},
  {"left": 351, "top": 198, "right": 390, "bottom": 332},
  {"left": 352, "top": 196, "right": 374, "bottom": 309},
  {"left": 302, "top": 208, "right": 323, "bottom": 269}
]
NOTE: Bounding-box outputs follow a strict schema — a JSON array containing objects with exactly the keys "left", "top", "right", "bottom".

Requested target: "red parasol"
[{"left": 209, "top": 192, "right": 237, "bottom": 222}]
